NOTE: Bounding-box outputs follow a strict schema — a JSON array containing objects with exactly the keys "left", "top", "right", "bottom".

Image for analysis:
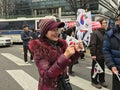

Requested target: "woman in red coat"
[{"left": 29, "top": 19, "right": 83, "bottom": 90}]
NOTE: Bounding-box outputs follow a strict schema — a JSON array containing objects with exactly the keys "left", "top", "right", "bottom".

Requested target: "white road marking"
[
  {"left": 2, "top": 52, "right": 111, "bottom": 90},
  {"left": 1, "top": 53, "right": 31, "bottom": 66},
  {"left": 86, "top": 67, "right": 112, "bottom": 75},
  {"left": 70, "top": 75, "right": 110, "bottom": 90},
  {"left": 6, "top": 70, "right": 38, "bottom": 90}
]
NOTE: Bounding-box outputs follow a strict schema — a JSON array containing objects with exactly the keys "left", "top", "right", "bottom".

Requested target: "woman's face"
[
  {"left": 101, "top": 20, "right": 107, "bottom": 29},
  {"left": 45, "top": 28, "right": 59, "bottom": 41},
  {"left": 116, "top": 16, "right": 120, "bottom": 26}
]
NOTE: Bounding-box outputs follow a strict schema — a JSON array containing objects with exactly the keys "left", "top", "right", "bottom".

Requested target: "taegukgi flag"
[
  {"left": 66, "top": 35, "right": 84, "bottom": 51},
  {"left": 76, "top": 9, "right": 92, "bottom": 31},
  {"left": 76, "top": 9, "right": 92, "bottom": 46},
  {"left": 66, "top": 36, "right": 79, "bottom": 46},
  {"left": 82, "top": 30, "right": 92, "bottom": 46},
  {"left": 92, "top": 62, "right": 103, "bottom": 78}
]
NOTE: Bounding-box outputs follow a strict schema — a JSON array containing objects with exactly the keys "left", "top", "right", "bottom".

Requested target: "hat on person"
[{"left": 39, "top": 19, "right": 65, "bottom": 37}]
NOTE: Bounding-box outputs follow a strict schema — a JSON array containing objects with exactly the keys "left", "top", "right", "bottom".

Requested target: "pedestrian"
[
  {"left": 90, "top": 18, "right": 108, "bottom": 89},
  {"left": 65, "top": 27, "right": 79, "bottom": 76},
  {"left": 76, "top": 30, "right": 86, "bottom": 61},
  {"left": 60, "top": 28, "right": 67, "bottom": 39},
  {"left": 29, "top": 19, "right": 83, "bottom": 90},
  {"left": 103, "top": 14, "right": 120, "bottom": 90},
  {"left": 30, "top": 28, "right": 39, "bottom": 40},
  {"left": 21, "top": 25, "right": 33, "bottom": 63}
]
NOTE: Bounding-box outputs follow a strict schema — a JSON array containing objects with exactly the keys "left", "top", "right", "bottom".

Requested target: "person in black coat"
[{"left": 90, "top": 19, "right": 108, "bottom": 89}]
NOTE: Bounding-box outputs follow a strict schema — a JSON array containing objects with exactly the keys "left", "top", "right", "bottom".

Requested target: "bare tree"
[
  {"left": 65, "top": 0, "right": 80, "bottom": 15},
  {"left": 0, "top": 0, "right": 15, "bottom": 18},
  {"left": 13, "top": 0, "right": 32, "bottom": 16},
  {"left": 0, "top": 0, "right": 4, "bottom": 17}
]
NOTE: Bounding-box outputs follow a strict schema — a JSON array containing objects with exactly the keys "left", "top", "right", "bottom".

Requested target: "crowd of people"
[{"left": 20, "top": 14, "right": 120, "bottom": 90}]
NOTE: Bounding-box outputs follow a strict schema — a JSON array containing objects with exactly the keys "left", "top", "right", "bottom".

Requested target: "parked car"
[{"left": 0, "top": 36, "right": 13, "bottom": 46}]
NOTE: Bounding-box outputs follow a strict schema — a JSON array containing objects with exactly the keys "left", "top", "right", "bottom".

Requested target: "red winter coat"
[{"left": 29, "top": 38, "right": 80, "bottom": 90}]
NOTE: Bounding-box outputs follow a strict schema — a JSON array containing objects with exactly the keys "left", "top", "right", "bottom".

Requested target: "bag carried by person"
[{"left": 57, "top": 74, "right": 72, "bottom": 90}]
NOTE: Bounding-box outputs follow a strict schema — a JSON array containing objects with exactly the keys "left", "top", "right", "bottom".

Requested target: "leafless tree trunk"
[
  {"left": 0, "top": 0, "right": 15, "bottom": 18},
  {"left": 65, "top": 0, "right": 80, "bottom": 17}
]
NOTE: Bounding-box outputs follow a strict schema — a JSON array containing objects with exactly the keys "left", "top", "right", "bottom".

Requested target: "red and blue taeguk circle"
[{"left": 80, "top": 15, "right": 84, "bottom": 25}]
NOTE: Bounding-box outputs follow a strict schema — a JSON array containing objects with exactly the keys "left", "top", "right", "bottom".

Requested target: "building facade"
[{"left": 30, "top": 0, "right": 74, "bottom": 18}]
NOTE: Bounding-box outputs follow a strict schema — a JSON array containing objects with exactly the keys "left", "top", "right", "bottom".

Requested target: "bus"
[{"left": 0, "top": 16, "right": 56, "bottom": 43}]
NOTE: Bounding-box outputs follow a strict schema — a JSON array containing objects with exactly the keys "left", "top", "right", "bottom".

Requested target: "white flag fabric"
[
  {"left": 76, "top": 9, "right": 85, "bottom": 31},
  {"left": 76, "top": 30, "right": 84, "bottom": 40},
  {"left": 85, "top": 11, "right": 92, "bottom": 30},
  {"left": 82, "top": 30, "right": 92, "bottom": 46},
  {"left": 76, "top": 9, "right": 92, "bottom": 31},
  {"left": 76, "top": 9, "right": 92, "bottom": 46},
  {"left": 92, "top": 62, "right": 104, "bottom": 78},
  {"left": 66, "top": 35, "right": 84, "bottom": 51},
  {"left": 66, "top": 36, "right": 79, "bottom": 46}
]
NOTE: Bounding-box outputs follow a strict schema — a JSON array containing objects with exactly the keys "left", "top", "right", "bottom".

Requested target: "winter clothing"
[
  {"left": 30, "top": 30, "right": 39, "bottom": 40},
  {"left": 21, "top": 31, "right": 31, "bottom": 46},
  {"left": 90, "top": 28, "right": 106, "bottom": 84},
  {"left": 29, "top": 37, "right": 81, "bottom": 90},
  {"left": 103, "top": 29, "right": 120, "bottom": 70},
  {"left": 103, "top": 26, "right": 120, "bottom": 90},
  {"left": 21, "top": 31, "right": 33, "bottom": 62}
]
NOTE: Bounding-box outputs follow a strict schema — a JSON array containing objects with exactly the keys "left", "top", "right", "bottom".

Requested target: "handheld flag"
[
  {"left": 66, "top": 36, "right": 79, "bottom": 46},
  {"left": 82, "top": 30, "right": 92, "bottom": 46},
  {"left": 76, "top": 9, "right": 92, "bottom": 31},
  {"left": 66, "top": 36, "right": 84, "bottom": 51},
  {"left": 92, "top": 62, "right": 103, "bottom": 78}
]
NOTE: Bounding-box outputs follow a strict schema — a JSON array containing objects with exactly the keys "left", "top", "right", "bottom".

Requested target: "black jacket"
[{"left": 90, "top": 28, "right": 106, "bottom": 60}]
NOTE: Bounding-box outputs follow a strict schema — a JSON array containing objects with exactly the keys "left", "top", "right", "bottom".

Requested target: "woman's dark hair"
[
  {"left": 65, "top": 28, "right": 75, "bottom": 36},
  {"left": 97, "top": 18, "right": 106, "bottom": 25}
]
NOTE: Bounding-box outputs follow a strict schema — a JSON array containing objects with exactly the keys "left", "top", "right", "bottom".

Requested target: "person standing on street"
[
  {"left": 103, "top": 14, "right": 120, "bottom": 90},
  {"left": 65, "top": 27, "right": 79, "bottom": 76},
  {"left": 90, "top": 18, "right": 108, "bottom": 89},
  {"left": 29, "top": 28, "right": 39, "bottom": 40},
  {"left": 29, "top": 19, "right": 83, "bottom": 90},
  {"left": 21, "top": 25, "right": 33, "bottom": 63}
]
